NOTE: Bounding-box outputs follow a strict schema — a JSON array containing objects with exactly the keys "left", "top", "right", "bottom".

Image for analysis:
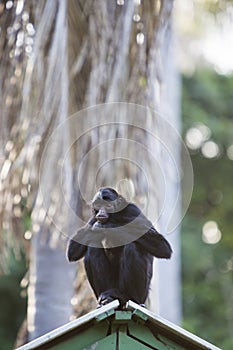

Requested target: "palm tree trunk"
[
  {"left": 1, "top": 0, "right": 182, "bottom": 341},
  {"left": 149, "top": 28, "right": 182, "bottom": 324},
  {"left": 28, "top": 232, "right": 75, "bottom": 340}
]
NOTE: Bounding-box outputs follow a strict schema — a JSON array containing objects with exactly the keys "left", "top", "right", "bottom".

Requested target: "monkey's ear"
[{"left": 66, "top": 233, "right": 87, "bottom": 262}]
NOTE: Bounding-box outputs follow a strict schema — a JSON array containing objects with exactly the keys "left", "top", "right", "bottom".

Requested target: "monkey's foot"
[
  {"left": 97, "top": 289, "right": 126, "bottom": 307},
  {"left": 97, "top": 294, "right": 116, "bottom": 307}
]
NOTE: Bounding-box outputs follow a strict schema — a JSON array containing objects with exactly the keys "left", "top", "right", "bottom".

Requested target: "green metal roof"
[{"left": 16, "top": 300, "right": 221, "bottom": 350}]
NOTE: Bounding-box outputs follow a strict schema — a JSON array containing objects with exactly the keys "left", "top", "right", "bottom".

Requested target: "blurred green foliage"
[
  {"left": 0, "top": 249, "right": 27, "bottom": 350},
  {"left": 182, "top": 69, "right": 233, "bottom": 349},
  {"left": 183, "top": 70, "right": 233, "bottom": 145}
]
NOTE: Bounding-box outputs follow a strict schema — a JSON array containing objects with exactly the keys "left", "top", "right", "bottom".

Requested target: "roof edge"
[
  {"left": 16, "top": 300, "right": 221, "bottom": 350},
  {"left": 16, "top": 300, "right": 119, "bottom": 350},
  {"left": 127, "top": 301, "right": 221, "bottom": 350}
]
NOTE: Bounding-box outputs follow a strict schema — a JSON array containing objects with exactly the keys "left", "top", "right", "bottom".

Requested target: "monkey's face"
[
  {"left": 94, "top": 204, "right": 115, "bottom": 223},
  {"left": 92, "top": 188, "right": 119, "bottom": 227},
  {"left": 92, "top": 188, "right": 117, "bottom": 224},
  {"left": 91, "top": 188, "right": 128, "bottom": 232}
]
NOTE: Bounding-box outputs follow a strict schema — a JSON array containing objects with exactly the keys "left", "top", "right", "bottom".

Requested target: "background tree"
[
  {"left": 0, "top": 0, "right": 181, "bottom": 347},
  {"left": 176, "top": 2, "right": 233, "bottom": 348},
  {"left": 182, "top": 69, "right": 233, "bottom": 350}
]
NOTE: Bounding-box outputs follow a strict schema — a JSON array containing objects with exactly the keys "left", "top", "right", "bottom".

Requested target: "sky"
[{"left": 175, "top": 0, "right": 233, "bottom": 75}]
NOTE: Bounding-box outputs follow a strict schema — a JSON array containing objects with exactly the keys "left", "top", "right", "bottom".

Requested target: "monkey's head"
[
  {"left": 89, "top": 187, "right": 150, "bottom": 247},
  {"left": 91, "top": 188, "right": 127, "bottom": 224}
]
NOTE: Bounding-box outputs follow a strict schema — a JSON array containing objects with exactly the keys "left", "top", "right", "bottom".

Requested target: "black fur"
[{"left": 67, "top": 188, "right": 172, "bottom": 306}]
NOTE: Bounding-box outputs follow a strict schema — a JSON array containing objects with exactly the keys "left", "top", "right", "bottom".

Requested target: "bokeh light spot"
[
  {"left": 201, "top": 141, "right": 220, "bottom": 159},
  {"left": 185, "top": 127, "right": 203, "bottom": 150},
  {"left": 202, "top": 220, "right": 222, "bottom": 244},
  {"left": 227, "top": 144, "right": 233, "bottom": 160}
]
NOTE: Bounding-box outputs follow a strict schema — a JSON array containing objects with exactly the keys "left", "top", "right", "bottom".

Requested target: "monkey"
[{"left": 67, "top": 187, "right": 172, "bottom": 306}]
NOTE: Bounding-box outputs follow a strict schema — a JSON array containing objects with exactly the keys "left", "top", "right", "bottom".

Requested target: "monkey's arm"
[
  {"left": 66, "top": 228, "right": 88, "bottom": 262},
  {"left": 136, "top": 227, "right": 172, "bottom": 259},
  {"left": 123, "top": 205, "right": 172, "bottom": 258}
]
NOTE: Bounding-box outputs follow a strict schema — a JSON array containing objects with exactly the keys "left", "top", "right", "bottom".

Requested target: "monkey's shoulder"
[{"left": 122, "top": 202, "right": 141, "bottom": 217}]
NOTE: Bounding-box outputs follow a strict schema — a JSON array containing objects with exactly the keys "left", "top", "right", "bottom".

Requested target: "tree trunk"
[
  {"left": 27, "top": 232, "right": 75, "bottom": 340},
  {"left": 149, "top": 28, "right": 182, "bottom": 324},
  {"left": 0, "top": 0, "right": 182, "bottom": 342}
]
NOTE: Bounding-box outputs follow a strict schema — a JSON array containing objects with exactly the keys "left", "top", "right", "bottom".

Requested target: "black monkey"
[{"left": 67, "top": 187, "right": 172, "bottom": 306}]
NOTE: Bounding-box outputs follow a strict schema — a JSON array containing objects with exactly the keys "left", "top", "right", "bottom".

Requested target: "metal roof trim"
[
  {"left": 126, "top": 301, "right": 221, "bottom": 350},
  {"left": 16, "top": 300, "right": 119, "bottom": 350}
]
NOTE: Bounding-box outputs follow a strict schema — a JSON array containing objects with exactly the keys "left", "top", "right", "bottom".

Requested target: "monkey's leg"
[
  {"left": 84, "top": 248, "right": 118, "bottom": 303},
  {"left": 119, "top": 243, "right": 153, "bottom": 305}
]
